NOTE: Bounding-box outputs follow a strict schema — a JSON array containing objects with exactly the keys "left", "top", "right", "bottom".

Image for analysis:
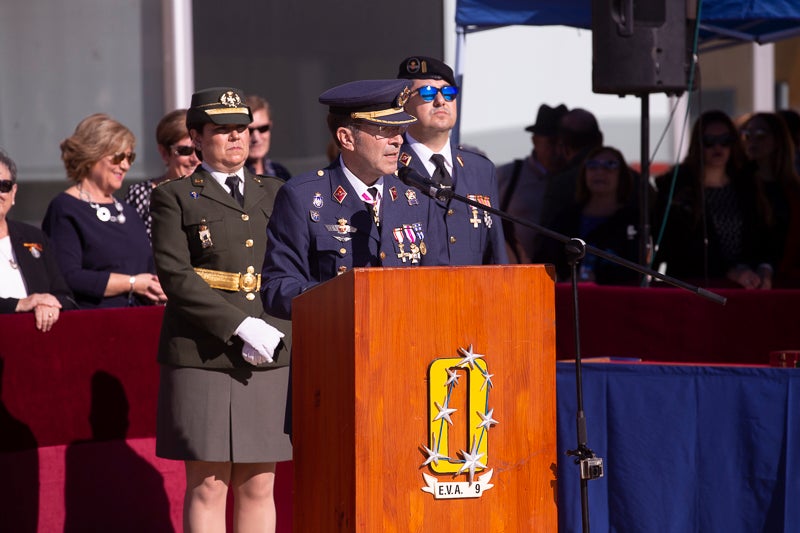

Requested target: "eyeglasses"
[
  {"left": 0, "top": 179, "right": 14, "bottom": 193},
  {"left": 173, "top": 145, "right": 196, "bottom": 157},
  {"left": 702, "top": 134, "right": 734, "bottom": 148},
  {"left": 741, "top": 128, "right": 768, "bottom": 141},
  {"left": 110, "top": 151, "right": 136, "bottom": 165},
  {"left": 248, "top": 124, "right": 271, "bottom": 135},
  {"left": 356, "top": 124, "right": 408, "bottom": 140},
  {"left": 585, "top": 159, "right": 620, "bottom": 170},
  {"left": 414, "top": 85, "right": 459, "bottom": 102}
]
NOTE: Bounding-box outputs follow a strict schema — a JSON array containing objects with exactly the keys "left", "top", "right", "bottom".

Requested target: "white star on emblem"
[
  {"left": 480, "top": 370, "right": 494, "bottom": 391},
  {"left": 445, "top": 368, "right": 461, "bottom": 387},
  {"left": 421, "top": 433, "right": 450, "bottom": 466},
  {"left": 456, "top": 436, "right": 486, "bottom": 484},
  {"left": 433, "top": 401, "right": 457, "bottom": 425},
  {"left": 457, "top": 344, "right": 484, "bottom": 370},
  {"left": 476, "top": 408, "right": 498, "bottom": 430}
]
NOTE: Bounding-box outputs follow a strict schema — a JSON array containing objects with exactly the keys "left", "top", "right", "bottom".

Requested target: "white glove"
[
  {"left": 235, "top": 317, "right": 285, "bottom": 365},
  {"left": 242, "top": 341, "right": 269, "bottom": 366}
]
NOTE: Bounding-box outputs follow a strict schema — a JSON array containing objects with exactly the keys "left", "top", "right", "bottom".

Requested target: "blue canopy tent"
[{"left": 455, "top": 0, "right": 800, "bottom": 48}]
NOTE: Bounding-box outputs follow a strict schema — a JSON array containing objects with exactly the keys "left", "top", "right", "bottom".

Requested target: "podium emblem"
[{"left": 421, "top": 345, "right": 498, "bottom": 500}]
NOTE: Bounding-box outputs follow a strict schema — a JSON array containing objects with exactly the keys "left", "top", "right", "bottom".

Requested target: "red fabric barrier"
[{"left": 555, "top": 284, "right": 800, "bottom": 364}]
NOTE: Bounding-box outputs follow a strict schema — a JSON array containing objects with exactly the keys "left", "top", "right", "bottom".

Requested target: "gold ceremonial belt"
[{"left": 194, "top": 267, "right": 261, "bottom": 293}]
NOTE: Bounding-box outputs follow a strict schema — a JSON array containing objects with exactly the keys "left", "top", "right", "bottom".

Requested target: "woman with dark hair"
[
  {"left": 654, "top": 110, "right": 770, "bottom": 288},
  {"left": 741, "top": 112, "right": 800, "bottom": 287},
  {"left": 540, "top": 145, "right": 640, "bottom": 284},
  {"left": 124, "top": 109, "right": 199, "bottom": 240},
  {"left": 42, "top": 113, "right": 166, "bottom": 308},
  {"left": 0, "top": 149, "right": 76, "bottom": 329}
]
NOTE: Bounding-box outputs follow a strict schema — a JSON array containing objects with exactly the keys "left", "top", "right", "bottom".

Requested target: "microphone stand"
[{"left": 419, "top": 182, "right": 726, "bottom": 533}]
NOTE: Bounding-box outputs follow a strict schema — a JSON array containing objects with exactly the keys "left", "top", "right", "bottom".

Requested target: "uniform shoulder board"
[
  {"left": 457, "top": 143, "right": 491, "bottom": 160},
  {"left": 155, "top": 175, "right": 188, "bottom": 187},
  {"left": 256, "top": 173, "right": 287, "bottom": 185}
]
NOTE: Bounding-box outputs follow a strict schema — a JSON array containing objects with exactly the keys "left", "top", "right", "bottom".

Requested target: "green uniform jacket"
[{"left": 150, "top": 168, "right": 291, "bottom": 369}]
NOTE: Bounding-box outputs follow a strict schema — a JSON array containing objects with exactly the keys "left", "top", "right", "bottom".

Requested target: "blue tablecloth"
[{"left": 557, "top": 363, "right": 800, "bottom": 533}]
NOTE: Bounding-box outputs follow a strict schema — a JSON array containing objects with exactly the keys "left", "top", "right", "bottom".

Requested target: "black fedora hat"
[{"left": 525, "top": 104, "right": 568, "bottom": 136}]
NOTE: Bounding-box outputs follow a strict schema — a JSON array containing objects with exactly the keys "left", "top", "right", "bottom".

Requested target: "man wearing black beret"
[{"left": 397, "top": 55, "right": 508, "bottom": 265}]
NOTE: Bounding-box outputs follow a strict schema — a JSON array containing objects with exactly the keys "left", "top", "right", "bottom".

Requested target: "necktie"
[
  {"left": 430, "top": 154, "right": 453, "bottom": 187},
  {"left": 365, "top": 186, "right": 380, "bottom": 226},
  {"left": 225, "top": 175, "right": 244, "bottom": 207}
]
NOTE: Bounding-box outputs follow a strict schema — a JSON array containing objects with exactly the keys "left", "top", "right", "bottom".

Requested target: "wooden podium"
[{"left": 291, "top": 265, "right": 557, "bottom": 532}]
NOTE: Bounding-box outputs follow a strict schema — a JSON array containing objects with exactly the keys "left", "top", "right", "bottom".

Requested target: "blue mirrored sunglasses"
[{"left": 415, "top": 85, "right": 459, "bottom": 102}]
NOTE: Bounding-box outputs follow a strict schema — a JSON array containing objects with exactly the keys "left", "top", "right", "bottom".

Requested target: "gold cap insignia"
[{"left": 219, "top": 91, "right": 242, "bottom": 108}]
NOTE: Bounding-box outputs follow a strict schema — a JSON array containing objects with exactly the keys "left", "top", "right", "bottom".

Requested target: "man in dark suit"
[
  {"left": 150, "top": 87, "right": 291, "bottom": 531},
  {"left": 262, "top": 79, "right": 447, "bottom": 320},
  {"left": 396, "top": 55, "right": 508, "bottom": 265}
]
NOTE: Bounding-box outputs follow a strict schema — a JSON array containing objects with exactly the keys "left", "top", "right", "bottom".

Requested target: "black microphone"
[{"left": 396, "top": 167, "right": 453, "bottom": 200}]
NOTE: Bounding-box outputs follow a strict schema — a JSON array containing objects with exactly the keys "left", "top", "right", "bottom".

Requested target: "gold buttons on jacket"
[
  {"left": 379, "top": 251, "right": 386, "bottom": 260},
  {"left": 339, "top": 247, "right": 347, "bottom": 255},
  {"left": 450, "top": 236, "right": 457, "bottom": 244},
  {"left": 245, "top": 239, "right": 254, "bottom": 247},
  {"left": 246, "top": 293, "right": 256, "bottom": 301},
  {"left": 241, "top": 214, "right": 250, "bottom": 221},
  {"left": 447, "top": 209, "right": 455, "bottom": 216}
]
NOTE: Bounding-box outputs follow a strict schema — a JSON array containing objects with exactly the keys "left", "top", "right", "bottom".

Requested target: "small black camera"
[{"left": 580, "top": 457, "right": 604, "bottom": 480}]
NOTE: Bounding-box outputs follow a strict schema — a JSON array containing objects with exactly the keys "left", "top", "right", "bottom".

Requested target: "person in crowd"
[
  {"left": 539, "top": 146, "right": 640, "bottom": 284},
  {"left": 124, "top": 109, "right": 199, "bottom": 240},
  {"left": 42, "top": 113, "right": 166, "bottom": 308},
  {"left": 396, "top": 55, "right": 507, "bottom": 265},
  {"left": 0, "top": 149, "right": 76, "bottom": 330},
  {"left": 653, "top": 110, "right": 770, "bottom": 289},
  {"left": 776, "top": 109, "right": 800, "bottom": 175},
  {"left": 262, "top": 78, "right": 447, "bottom": 320},
  {"left": 534, "top": 108, "right": 604, "bottom": 261},
  {"left": 245, "top": 95, "right": 291, "bottom": 180},
  {"left": 150, "top": 87, "right": 291, "bottom": 533},
  {"left": 496, "top": 103, "right": 568, "bottom": 263},
  {"left": 741, "top": 112, "right": 800, "bottom": 286}
]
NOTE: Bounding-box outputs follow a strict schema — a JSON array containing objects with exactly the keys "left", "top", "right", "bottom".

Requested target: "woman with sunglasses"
[
  {"left": 0, "top": 149, "right": 76, "bottom": 329},
  {"left": 653, "top": 110, "right": 771, "bottom": 289},
  {"left": 124, "top": 109, "right": 200, "bottom": 240},
  {"left": 539, "top": 146, "right": 640, "bottom": 284},
  {"left": 42, "top": 113, "right": 167, "bottom": 308},
  {"left": 741, "top": 112, "right": 800, "bottom": 287}
]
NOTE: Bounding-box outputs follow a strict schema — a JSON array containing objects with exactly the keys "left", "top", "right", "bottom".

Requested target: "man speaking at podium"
[{"left": 262, "top": 79, "right": 447, "bottom": 320}]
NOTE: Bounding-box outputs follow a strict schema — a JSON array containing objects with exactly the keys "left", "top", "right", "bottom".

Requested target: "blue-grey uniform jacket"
[
  {"left": 262, "top": 162, "right": 447, "bottom": 320},
  {"left": 399, "top": 140, "right": 508, "bottom": 265}
]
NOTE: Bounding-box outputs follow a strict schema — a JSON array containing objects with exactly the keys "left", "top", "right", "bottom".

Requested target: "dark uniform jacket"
[
  {"left": 151, "top": 167, "right": 291, "bottom": 369},
  {"left": 399, "top": 139, "right": 508, "bottom": 265},
  {"left": 262, "top": 162, "right": 447, "bottom": 320},
  {"left": 0, "top": 220, "right": 76, "bottom": 313}
]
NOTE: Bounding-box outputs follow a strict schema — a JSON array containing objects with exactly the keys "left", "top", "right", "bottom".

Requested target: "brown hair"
[
  {"left": 155, "top": 109, "right": 189, "bottom": 148},
  {"left": 245, "top": 94, "right": 271, "bottom": 116},
  {"left": 60, "top": 113, "right": 135, "bottom": 183}
]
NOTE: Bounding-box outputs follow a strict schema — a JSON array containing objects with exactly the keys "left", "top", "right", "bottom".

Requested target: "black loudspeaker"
[{"left": 592, "top": 0, "right": 691, "bottom": 95}]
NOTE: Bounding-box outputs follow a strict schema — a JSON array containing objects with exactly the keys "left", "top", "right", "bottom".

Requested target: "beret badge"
[{"left": 406, "top": 58, "right": 421, "bottom": 74}]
